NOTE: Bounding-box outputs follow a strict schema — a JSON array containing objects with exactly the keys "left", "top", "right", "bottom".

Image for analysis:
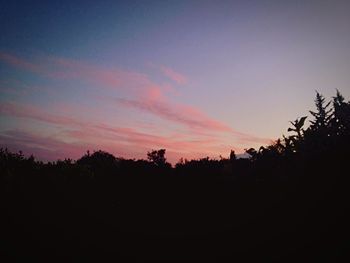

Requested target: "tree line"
[
  {"left": 1, "top": 90, "right": 349, "bottom": 261},
  {"left": 3, "top": 91, "right": 349, "bottom": 177}
]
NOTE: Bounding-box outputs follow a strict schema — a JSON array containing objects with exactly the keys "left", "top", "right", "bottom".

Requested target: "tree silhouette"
[
  {"left": 331, "top": 89, "right": 350, "bottom": 136},
  {"left": 288, "top": 116, "right": 307, "bottom": 139},
  {"left": 77, "top": 150, "right": 118, "bottom": 175},
  {"left": 147, "top": 149, "right": 167, "bottom": 167},
  {"left": 309, "top": 91, "right": 332, "bottom": 131},
  {"left": 245, "top": 148, "right": 258, "bottom": 161},
  {"left": 229, "top": 150, "right": 236, "bottom": 162}
]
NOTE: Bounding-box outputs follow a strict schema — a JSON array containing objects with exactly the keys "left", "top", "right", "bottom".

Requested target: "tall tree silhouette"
[
  {"left": 331, "top": 89, "right": 350, "bottom": 136},
  {"left": 309, "top": 91, "right": 332, "bottom": 131}
]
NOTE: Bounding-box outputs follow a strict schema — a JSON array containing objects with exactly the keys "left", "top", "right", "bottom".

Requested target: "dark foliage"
[
  {"left": 147, "top": 148, "right": 171, "bottom": 168},
  {"left": 1, "top": 91, "right": 350, "bottom": 262}
]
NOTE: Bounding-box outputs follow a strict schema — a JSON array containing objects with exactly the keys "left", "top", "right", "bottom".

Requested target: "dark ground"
[{"left": 1, "top": 164, "right": 349, "bottom": 262}]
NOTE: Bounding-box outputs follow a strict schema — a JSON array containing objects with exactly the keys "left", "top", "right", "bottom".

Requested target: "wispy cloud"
[
  {"left": 0, "top": 102, "right": 238, "bottom": 163},
  {"left": 0, "top": 102, "right": 87, "bottom": 128},
  {"left": 0, "top": 52, "right": 160, "bottom": 94},
  {"left": 0, "top": 52, "right": 271, "bottom": 161},
  {"left": 116, "top": 97, "right": 271, "bottom": 145},
  {"left": 0, "top": 52, "right": 44, "bottom": 74},
  {"left": 0, "top": 129, "right": 235, "bottom": 163},
  {"left": 0, "top": 52, "right": 235, "bottom": 133},
  {"left": 160, "top": 65, "right": 187, "bottom": 85},
  {"left": 0, "top": 102, "right": 222, "bottom": 150},
  {"left": 0, "top": 130, "right": 88, "bottom": 161},
  {"left": 116, "top": 97, "right": 232, "bottom": 133},
  {"left": 49, "top": 56, "right": 156, "bottom": 92}
]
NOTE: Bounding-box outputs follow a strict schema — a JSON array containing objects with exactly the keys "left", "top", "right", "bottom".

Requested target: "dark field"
[{"left": 2, "top": 154, "right": 349, "bottom": 261}]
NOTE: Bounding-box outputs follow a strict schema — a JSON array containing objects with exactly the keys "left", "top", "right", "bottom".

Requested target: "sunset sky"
[{"left": 1, "top": 1, "right": 350, "bottom": 163}]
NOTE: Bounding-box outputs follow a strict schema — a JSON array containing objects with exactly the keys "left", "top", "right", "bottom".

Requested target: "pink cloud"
[
  {"left": 115, "top": 96, "right": 271, "bottom": 145},
  {"left": 93, "top": 123, "right": 220, "bottom": 152},
  {"left": 116, "top": 97, "right": 232, "bottom": 133},
  {"left": 0, "top": 79, "right": 43, "bottom": 96},
  {"left": 0, "top": 129, "right": 235, "bottom": 164},
  {"left": 0, "top": 130, "right": 87, "bottom": 161},
  {"left": 0, "top": 102, "right": 237, "bottom": 163},
  {"left": 160, "top": 65, "right": 187, "bottom": 85},
  {"left": 0, "top": 52, "right": 44, "bottom": 74},
  {"left": 0, "top": 102, "right": 87, "bottom": 128},
  {"left": 0, "top": 52, "right": 162, "bottom": 95},
  {"left": 0, "top": 52, "right": 235, "bottom": 135},
  {"left": 49, "top": 56, "right": 155, "bottom": 91},
  {"left": 0, "top": 52, "right": 271, "bottom": 160}
]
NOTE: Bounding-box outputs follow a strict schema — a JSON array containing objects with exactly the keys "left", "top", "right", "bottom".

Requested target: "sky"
[{"left": 1, "top": 0, "right": 350, "bottom": 164}]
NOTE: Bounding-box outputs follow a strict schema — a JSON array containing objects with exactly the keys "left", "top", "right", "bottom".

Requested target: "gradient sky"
[{"left": 1, "top": 0, "right": 350, "bottom": 163}]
